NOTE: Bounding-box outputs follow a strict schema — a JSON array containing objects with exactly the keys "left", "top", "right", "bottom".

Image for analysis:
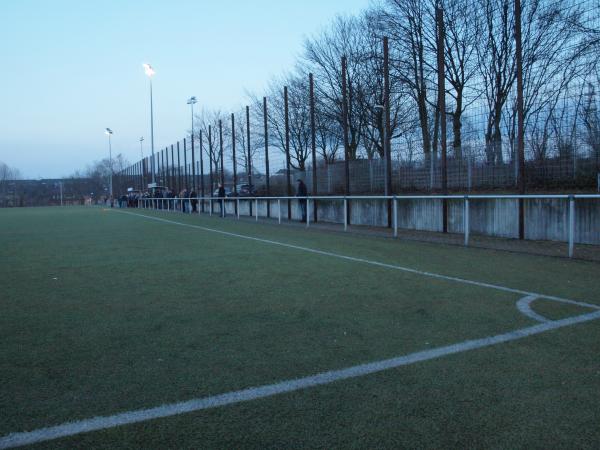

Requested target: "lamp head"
[
  {"left": 105, "top": 128, "right": 113, "bottom": 135},
  {"left": 142, "top": 63, "right": 155, "bottom": 78},
  {"left": 187, "top": 96, "right": 197, "bottom": 105}
]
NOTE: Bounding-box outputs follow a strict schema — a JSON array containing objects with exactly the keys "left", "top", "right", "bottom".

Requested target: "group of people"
[
  {"left": 117, "top": 188, "right": 199, "bottom": 212},
  {"left": 114, "top": 179, "right": 310, "bottom": 221}
]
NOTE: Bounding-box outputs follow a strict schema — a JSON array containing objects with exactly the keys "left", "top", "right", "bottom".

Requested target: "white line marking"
[
  {"left": 117, "top": 210, "right": 596, "bottom": 305},
  {"left": 516, "top": 296, "right": 600, "bottom": 323},
  {"left": 2, "top": 308, "right": 600, "bottom": 449},
  {"left": 516, "top": 296, "right": 550, "bottom": 323}
]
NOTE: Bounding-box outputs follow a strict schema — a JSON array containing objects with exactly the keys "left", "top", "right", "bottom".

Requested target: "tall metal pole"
[
  {"left": 246, "top": 106, "right": 253, "bottom": 217},
  {"left": 232, "top": 112, "right": 237, "bottom": 194},
  {"left": 436, "top": 7, "right": 448, "bottom": 233},
  {"left": 177, "top": 141, "right": 181, "bottom": 192},
  {"left": 170, "top": 145, "right": 174, "bottom": 191},
  {"left": 341, "top": 56, "right": 351, "bottom": 225},
  {"left": 309, "top": 73, "right": 318, "bottom": 222},
  {"left": 219, "top": 120, "right": 224, "bottom": 186},
  {"left": 246, "top": 106, "right": 252, "bottom": 186},
  {"left": 284, "top": 86, "right": 292, "bottom": 220},
  {"left": 183, "top": 138, "right": 188, "bottom": 189},
  {"left": 165, "top": 146, "right": 170, "bottom": 189},
  {"left": 158, "top": 150, "right": 162, "bottom": 186},
  {"left": 189, "top": 98, "right": 197, "bottom": 191},
  {"left": 208, "top": 125, "right": 214, "bottom": 194},
  {"left": 263, "top": 97, "right": 271, "bottom": 217},
  {"left": 199, "top": 129, "right": 205, "bottom": 209},
  {"left": 108, "top": 133, "right": 113, "bottom": 198},
  {"left": 516, "top": 0, "right": 526, "bottom": 240},
  {"left": 150, "top": 78, "right": 155, "bottom": 184},
  {"left": 383, "top": 36, "right": 393, "bottom": 228},
  {"left": 191, "top": 132, "right": 196, "bottom": 191}
]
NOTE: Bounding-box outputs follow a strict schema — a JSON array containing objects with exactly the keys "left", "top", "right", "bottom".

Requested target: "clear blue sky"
[{"left": 0, "top": 0, "right": 370, "bottom": 179}]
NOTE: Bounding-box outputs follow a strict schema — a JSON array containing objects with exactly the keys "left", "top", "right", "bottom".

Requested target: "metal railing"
[{"left": 135, "top": 194, "right": 600, "bottom": 258}]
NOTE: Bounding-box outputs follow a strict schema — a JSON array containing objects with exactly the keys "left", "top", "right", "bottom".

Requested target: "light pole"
[
  {"left": 187, "top": 96, "right": 197, "bottom": 131},
  {"left": 143, "top": 63, "right": 156, "bottom": 184},
  {"left": 104, "top": 128, "right": 114, "bottom": 200},
  {"left": 139, "top": 136, "right": 144, "bottom": 159},
  {"left": 187, "top": 96, "right": 197, "bottom": 192},
  {"left": 374, "top": 104, "right": 388, "bottom": 196}
]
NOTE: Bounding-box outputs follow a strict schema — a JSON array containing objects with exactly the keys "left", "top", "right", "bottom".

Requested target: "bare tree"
[
  {"left": 197, "top": 109, "right": 224, "bottom": 192},
  {"left": 582, "top": 83, "right": 600, "bottom": 162},
  {"left": 303, "top": 15, "right": 367, "bottom": 160},
  {"left": 263, "top": 74, "right": 311, "bottom": 171},
  {"left": 359, "top": 9, "right": 415, "bottom": 160},
  {"left": 380, "top": 0, "right": 437, "bottom": 162},
  {"left": 439, "top": 0, "right": 481, "bottom": 160}
]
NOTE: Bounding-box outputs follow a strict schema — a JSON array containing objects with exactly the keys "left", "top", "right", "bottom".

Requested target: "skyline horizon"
[{"left": 0, "top": 0, "right": 370, "bottom": 179}]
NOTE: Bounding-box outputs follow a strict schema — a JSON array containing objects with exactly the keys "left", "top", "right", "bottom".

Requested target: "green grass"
[{"left": 1, "top": 206, "right": 599, "bottom": 449}]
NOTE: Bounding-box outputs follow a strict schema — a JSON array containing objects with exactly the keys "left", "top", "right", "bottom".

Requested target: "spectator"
[
  {"left": 296, "top": 179, "right": 307, "bottom": 222},
  {"left": 190, "top": 189, "right": 198, "bottom": 213},
  {"left": 217, "top": 184, "right": 226, "bottom": 217},
  {"left": 180, "top": 188, "right": 189, "bottom": 213}
]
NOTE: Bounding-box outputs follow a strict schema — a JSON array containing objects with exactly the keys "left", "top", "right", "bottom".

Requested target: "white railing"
[{"left": 135, "top": 194, "right": 600, "bottom": 258}]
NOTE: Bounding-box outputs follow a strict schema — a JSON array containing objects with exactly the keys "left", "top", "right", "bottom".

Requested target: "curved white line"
[
  {"left": 516, "top": 295, "right": 600, "bottom": 323},
  {"left": 516, "top": 295, "right": 550, "bottom": 323}
]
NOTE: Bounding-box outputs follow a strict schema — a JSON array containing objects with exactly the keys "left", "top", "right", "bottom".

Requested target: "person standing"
[
  {"left": 217, "top": 184, "right": 226, "bottom": 217},
  {"left": 296, "top": 179, "right": 307, "bottom": 222},
  {"left": 180, "top": 188, "right": 188, "bottom": 213},
  {"left": 190, "top": 188, "right": 198, "bottom": 213}
]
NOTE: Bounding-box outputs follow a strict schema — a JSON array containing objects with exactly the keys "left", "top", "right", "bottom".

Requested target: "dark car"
[
  {"left": 236, "top": 184, "right": 256, "bottom": 197},
  {"left": 212, "top": 187, "right": 233, "bottom": 197}
]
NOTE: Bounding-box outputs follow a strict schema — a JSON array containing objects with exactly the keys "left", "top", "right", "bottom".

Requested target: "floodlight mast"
[
  {"left": 104, "top": 128, "right": 114, "bottom": 199},
  {"left": 187, "top": 97, "right": 197, "bottom": 136},
  {"left": 187, "top": 96, "right": 197, "bottom": 191},
  {"left": 143, "top": 63, "right": 156, "bottom": 184}
]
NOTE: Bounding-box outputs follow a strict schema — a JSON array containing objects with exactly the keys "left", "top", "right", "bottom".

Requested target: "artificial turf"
[{"left": 1, "top": 206, "right": 599, "bottom": 449}]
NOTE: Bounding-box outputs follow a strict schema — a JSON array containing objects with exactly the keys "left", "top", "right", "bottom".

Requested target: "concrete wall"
[{"left": 200, "top": 197, "right": 599, "bottom": 245}]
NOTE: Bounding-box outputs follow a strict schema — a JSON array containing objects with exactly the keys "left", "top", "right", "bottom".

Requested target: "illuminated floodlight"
[{"left": 143, "top": 63, "right": 155, "bottom": 77}]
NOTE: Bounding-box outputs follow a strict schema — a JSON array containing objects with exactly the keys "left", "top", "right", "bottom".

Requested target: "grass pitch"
[{"left": 1, "top": 206, "right": 599, "bottom": 449}]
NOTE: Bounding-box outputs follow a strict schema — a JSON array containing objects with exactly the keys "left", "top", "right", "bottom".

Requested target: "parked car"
[
  {"left": 212, "top": 187, "right": 233, "bottom": 197},
  {"left": 236, "top": 184, "right": 256, "bottom": 197}
]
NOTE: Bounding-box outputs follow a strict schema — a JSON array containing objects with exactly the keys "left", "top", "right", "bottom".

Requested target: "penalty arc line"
[
  {"left": 2, "top": 308, "right": 600, "bottom": 449},
  {"left": 117, "top": 210, "right": 598, "bottom": 306}
]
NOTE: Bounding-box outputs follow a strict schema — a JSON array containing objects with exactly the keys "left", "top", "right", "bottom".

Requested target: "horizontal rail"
[
  {"left": 131, "top": 193, "right": 599, "bottom": 259},
  {"left": 134, "top": 194, "right": 600, "bottom": 201}
]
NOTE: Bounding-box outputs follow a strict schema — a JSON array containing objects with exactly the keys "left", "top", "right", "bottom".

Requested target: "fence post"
[
  {"left": 237, "top": 198, "right": 240, "bottom": 219},
  {"left": 307, "top": 198, "right": 310, "bottom": 227},
  {"left": 209, "top": 199, "right": 212, "bottom": 216},
  {"left": 515, "top": 0, "right": 526, "bottom": 240},
  {"left": 255, "top": 198, "right": 258, "bottom": 221},
  {"left": 568, "top": 195, "right": 575, "bottom": 258},
  {"left": 278, "top": 199, "right": 281, "bottom": 224},
  {"left": 309, "top": 73, "right": 318, "bottom": 223},
  {"left": 393, "top": 196, "right": 398, "bottom": 238},
  {"left": 436, "top": 7, "right": 448, "bottom": 233},
  {"left": 344, "top": 198, "right": 348, "bottom": 232},
  {"left": 464, "top": 195, "right": 470, "bottom": 247},
  {"left": 468, "top": 157, "right": 472, "bottom": 192}
]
